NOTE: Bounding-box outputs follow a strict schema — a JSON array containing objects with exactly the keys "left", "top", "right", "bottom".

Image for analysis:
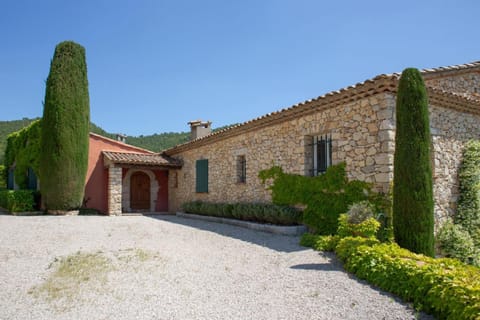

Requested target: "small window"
[
  {"left": 173, "top": 171, "right": 178, "bottom": 188},
  {"left": 196, "top": 159, "right": 208, "bottom": 193},
  {"left": 237, "top": 155, "right": 246, "bottom": 183},
  {"left": 308, "top": 135, "right": 332, "bottom": 176}
]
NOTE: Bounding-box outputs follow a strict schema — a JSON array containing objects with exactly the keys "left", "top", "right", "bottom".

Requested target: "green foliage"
[
  {"left": 393, "top": 68, "right": 435, "bottom": 257},
  {"left": 3, "top": 120, "right": 41, "bottom": 189},
  {"left": 0, "top": 165, "right": 5, "bottom": 189},
  {"left": 335, "top": 236, "right": 380, "bottom": 262},
  {"left": 0, "top": 190, "right": 35, "bottom": 212},
  {"left": 345, "top": 200, "right": 374, "bottom": 224},
  {"left": 337, "top": 238, "right": 480, "bottom": 320},
  {"left": 1, "top": 117, "right": 234, "bottom": 158},
  {"left": 457, "top": 140, "right": 480, "bottom": 246},
  {"left": 259, "top": 163, "right": 385, "bottom": 235},
  {"left": 182, "top": 200, "right": 302, "bottom": 225},
  {"left": 300, "top": 233, "right": 340, "bottom": 251},
  {"left": 0, "top": 118, "right": 39, "bottom": 165},
  {"left": 337, "top": 214, "right": 381, "bottom": 239},
  {"left": 437, "top": 222, "right": 479, "bottom": 266},
  {"left": 125, "top": 132, "right": 189, "bottom": 152},
  {"left": 39, "top": 41, "right": 90, "bottom": 211}
]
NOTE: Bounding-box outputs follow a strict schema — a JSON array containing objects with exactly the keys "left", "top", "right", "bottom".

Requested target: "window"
[
  {"left": 307, "top": 135, "right": 332, "bottom": 176},
  {"left": 195, "top": 159, "right": 208, "bottom": 193},
  {"left": 236, "top": 155, "right": 246, "bottom": 183},
  {"left": 173, "top": 171, "right": 178, "bottom": 188}
]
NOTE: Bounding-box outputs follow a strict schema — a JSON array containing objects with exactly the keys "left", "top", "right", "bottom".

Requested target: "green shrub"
[
  {"left": 457, "top": 140, "right": 480, "bottom": 246},
  {"left": 338, "top": 238, "right": 480, "bottom": 320},
  {"left": 0, "top": 190, "right": 35, "bottom": 213},
  {"left": 181, "top": 201, "right": 302, "bottom": 225},
  {"left": 393, "top": 68, "right": 435, "bottom": 257},
  {"left": 437, "top": 222, "right": 479, "bottom": 266},
  {"left": 335, "top": 236, "right": 380, "bottom": 262},
  {"left": 337, "top": 214, "right": 381, "bottom": 239},
  {"left": 259, "top": 163, "right": 384, "bottom": 235},
  {"left": 300, "top": 233, "right": 340, "bottom": 251},
  {"left": 299, "top": 233, "right": 318, "bottom": 248},
  {"left": 39, "top": 41, "right": 90, "bottom": 212},
  {"left": 345, "top": 200, "right": 374, "bottom": 224},
  {"left": 0, "top": 165, "right": 5, "bottom": 189},
  {"left": 4, "top": 120, "right": 41, "bottom": 189}
]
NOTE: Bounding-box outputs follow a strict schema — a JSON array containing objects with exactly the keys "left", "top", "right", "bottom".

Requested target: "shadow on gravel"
[
  {"left": 290, "top": 263, "right": 341, "bottom": 271},
  {"left": 145, "top": 214, "right": 306, "bottom": 253}
]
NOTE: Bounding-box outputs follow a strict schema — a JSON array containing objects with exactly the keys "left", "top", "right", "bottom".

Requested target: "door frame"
[{"left": 122, "top": 169, "right": 159, "bottom": 212}]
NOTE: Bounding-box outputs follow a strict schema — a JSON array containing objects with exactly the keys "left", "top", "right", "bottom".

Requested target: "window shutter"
[{"left": 196, "top": 159, "right": 209, "bottom": 193}]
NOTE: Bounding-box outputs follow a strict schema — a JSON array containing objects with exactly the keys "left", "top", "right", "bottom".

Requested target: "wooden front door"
[{"left": 130, "top": 172, "right": 150, "bottom": 210}]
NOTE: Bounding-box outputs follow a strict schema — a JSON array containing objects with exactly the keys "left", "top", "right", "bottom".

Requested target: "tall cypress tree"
[
  {"left": 39, "top": 41, "right": 90, "bottom": 213},
  {"left": 393, "top": 68, "right": 435, "bottom": 257}
]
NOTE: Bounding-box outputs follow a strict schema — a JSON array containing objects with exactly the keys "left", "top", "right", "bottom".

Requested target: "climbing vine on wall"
[
  {"left": 4, "top": 120, "right": 41, "bottom": 189},
  {"left": 258, "top": 163, "right": 387, "bottom": 235},
  {"left": 456, "top": 139, "right": 480, "bottom": 246}
]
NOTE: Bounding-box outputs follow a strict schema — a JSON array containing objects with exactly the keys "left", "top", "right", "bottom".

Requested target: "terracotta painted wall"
[{"left": 84, "top": 133, "right": 152, "bottom": 214}]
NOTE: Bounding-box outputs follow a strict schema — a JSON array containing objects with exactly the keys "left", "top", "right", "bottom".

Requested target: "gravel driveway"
[{"left": 0, "top": 214, "right": 433, "bottom": 320}]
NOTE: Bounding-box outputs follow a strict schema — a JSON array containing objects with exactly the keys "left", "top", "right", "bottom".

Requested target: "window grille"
[
  {"left": 310, "top": 135, "right": 332, "bottom": 176},
  {"left": 237, "top": 155, "right": 246, "bottom": 183}
]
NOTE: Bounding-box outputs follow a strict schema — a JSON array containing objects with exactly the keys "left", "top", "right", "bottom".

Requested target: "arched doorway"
[{"left": 130, "top": 171, "right": 150, "bottom": 210}]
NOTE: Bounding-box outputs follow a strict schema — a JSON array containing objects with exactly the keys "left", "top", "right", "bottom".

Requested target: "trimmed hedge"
[
  {"left": 301, "top": 235, "right": 480, "bottom": 320},
  {"left": 182, "top": 201, "right": 302, "bottom": 226},
  {"left": 0, "top": 190, "right": 35, "bottom": 213},
  {"left": 337, "top": 237, "right": 480, "bottom": 320}
]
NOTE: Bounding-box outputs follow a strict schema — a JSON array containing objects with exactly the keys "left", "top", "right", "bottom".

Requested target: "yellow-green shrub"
[
  {"left": 338, "top": 237, "right": 480, "bottom": 320},
  {"left": 337, "top": 214, "right": 380, "bottom": 238},
  {"left": 300, "top": 233, "right": 340, "bottom": 251}
]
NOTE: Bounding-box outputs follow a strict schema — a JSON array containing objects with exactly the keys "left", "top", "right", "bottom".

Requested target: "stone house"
[
  {"left": 84, "top": 133, "right": 180, "bottom": 214},
  {"left": 6, "top": 62, "right": 479, "bottom": 223},
  {"left": 158, "top": 61, "right": 480, "bottom": 231}
]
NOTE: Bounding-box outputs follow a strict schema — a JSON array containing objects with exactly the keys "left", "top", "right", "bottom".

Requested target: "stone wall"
[
  {"left": 167, "top": 70, "right": 480, "bottom": 233},
  {"left": 107, "top": 165, "right": 122, "bottom": 215},
  {"left": 168, "top": 92, "right": 396, "bottom": 212},
  {"left": 429, "top": 104, "right": 480, "bottom": 231},
  {"left": 425, "top": 71, "right": 480, "bottom": 99}
]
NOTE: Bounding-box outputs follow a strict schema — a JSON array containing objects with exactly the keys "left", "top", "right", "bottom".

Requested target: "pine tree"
[
  {"left": 393, "top": 68, "right": 435, "bottom": 257},
  {"left": 39, "top": 41, "right": 90, "bottom": 213}
]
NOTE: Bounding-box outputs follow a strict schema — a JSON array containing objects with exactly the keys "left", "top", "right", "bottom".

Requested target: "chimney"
[
  {"left": 188, "top": 120, "right": 212, "bottom": 140},
  {"left": 116, "top": 133, "right": 127, "bottom": 143}
]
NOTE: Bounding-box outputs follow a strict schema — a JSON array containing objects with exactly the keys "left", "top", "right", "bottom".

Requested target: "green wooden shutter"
[{"left": 196, "top": 159, "right": 209, "bottom": 193}]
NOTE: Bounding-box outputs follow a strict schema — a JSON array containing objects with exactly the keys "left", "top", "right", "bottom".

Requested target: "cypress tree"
[
  {"left": 39, "top": 41, "right": 90, "bottom": 213},
  {"left": 393, "top": 68, "right": 435, "bottom": 257}
]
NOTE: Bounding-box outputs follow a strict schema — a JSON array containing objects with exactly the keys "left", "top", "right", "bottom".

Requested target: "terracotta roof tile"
[
  {"left": 103, "top": 151, "right": 182, "bottom": 168},
  {"left": 164, "top": 61, "right": 480, "bottom": 155}
]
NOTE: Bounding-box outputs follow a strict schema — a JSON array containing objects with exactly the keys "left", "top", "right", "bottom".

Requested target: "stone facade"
[
  {"left": 429, "top": 105, "right": 480, "bottom": 229},
  {"left": 166, "top": 63, "right": 480, "bottom": 232},
  {"left": 425, "top": 72, "right": 480, "bottom": 99},
  {"left": 107, "top": 165, "right": 122, "bottom": 215},
  {"left": 168, "top": 92, "right": 397, "bottom": 212}
]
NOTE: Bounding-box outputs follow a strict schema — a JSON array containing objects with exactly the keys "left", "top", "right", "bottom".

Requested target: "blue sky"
[{"left": 1, "top": 0, "right": 479, "bottom": 136}]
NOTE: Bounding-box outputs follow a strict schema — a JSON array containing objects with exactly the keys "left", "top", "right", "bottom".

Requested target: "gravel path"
[{"left": 0, "top": 214, "right": 434, "bottom": 320}]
